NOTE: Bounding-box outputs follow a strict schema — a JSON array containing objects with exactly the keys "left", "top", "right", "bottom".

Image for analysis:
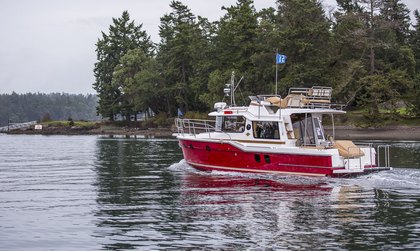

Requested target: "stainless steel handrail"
[
  {"left": 174, "top": 118, "right": 232, "bottom": 140},
  {"left": 348, "top": 143, "right": 390, "bottom": 169},
  {"left": 377, "top": 145, "right": 391, "bottom": 168},
  {"left": 345, "top": 146, "right": 364, "bottom": 169}
]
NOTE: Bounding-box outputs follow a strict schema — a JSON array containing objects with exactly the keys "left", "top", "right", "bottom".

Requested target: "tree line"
[
  {"left": 93, "top": 0, "right": 420, "bottom": 121},
  {"left": 0, "top": 93, "right": 99, "bottom": 126}
]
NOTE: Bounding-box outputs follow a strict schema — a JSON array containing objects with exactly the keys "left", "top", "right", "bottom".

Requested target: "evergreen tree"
[
  {"left": 157, "top": 1, "right": 212, "bottom": 114},
  {"left": 275, "top": 0, "right": 333, "bottom": 94},
  {"left": 93, "top": 11, "right": 154, "bottom": 120},
  {"left": 331, "top": 5, "right": 368, "bottom": 102},
  {"left": 332, "top": 0, "right": 414, "bottom": 117},
  {"left": 380, "top": 0, "right": 411, "bottom": 45},
  {"left": 252, "top": 7, "right": 280, "bottom": 95},
  {"left": 411, "top": 10, "right": 420, "bottom": 73},
  {"left": 85, "top": 0, "right": 419, "bottom": 122},
  {"left": 212, "top": 0, "right": 261, "bottom": 99},
  {"left": 336, "top": 0, "right": 363, "bottom": 13},
  {"left": 112, "top": 49, "right": 165, "bottom": 116},
  {"left": 409, "top": 10, "right": 420, "bottom": 116}
]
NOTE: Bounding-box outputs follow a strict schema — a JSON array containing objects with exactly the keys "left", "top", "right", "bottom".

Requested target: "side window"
[
  {"left": 253, "top": 121, "right": 280, "bottom": 139},
  {"left": 223, "top": 116, "right": 245, "bottom": 133}
]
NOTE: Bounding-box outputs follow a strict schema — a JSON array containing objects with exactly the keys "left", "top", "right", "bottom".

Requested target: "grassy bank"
[{"left": 8, "top": 118, "right": 174, "bottom": 137}]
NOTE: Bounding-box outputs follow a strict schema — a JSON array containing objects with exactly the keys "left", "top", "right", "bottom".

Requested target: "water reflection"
[
  {"left": 329, "top": 182, "right": 420, "bottom": 250},
  {"left": 93, "top": 137, "right": 182, "bottom": 250},
  {"left": 91, "top": 138, "right": 420, "bottom": 250},
  {"left": 352, "top": 141, "right": 420, "bottom": 168},
  {"left": 174, "top": 170, "right": 336, "bottom": 249},
  {"left": 1, "top": 135, "right": 419, "bottom": 250},
  {"left": 179, "top": 172, "right": 332, "bottom": 205},
  {"left": 389, "top": 141, "right": 420, "bottom": 168}
]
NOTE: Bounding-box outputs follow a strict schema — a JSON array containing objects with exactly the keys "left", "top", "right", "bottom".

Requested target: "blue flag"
[
  {"left": 276, "top": 53, "right": 287, "bottom": 64},
  {"left": 177, "top": 108, "right": 184, "bottom": 117}
]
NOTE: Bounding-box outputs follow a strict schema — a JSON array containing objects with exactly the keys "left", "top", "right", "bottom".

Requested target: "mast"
[
  {"left": 275, "top": 48, "right": 278, "bottom": 96},
  {"left": 224, "top": 71, "right": 243, "bottom": 107},
  {"left": 231, "top": 71, "right": 235, "bottom": 106}
]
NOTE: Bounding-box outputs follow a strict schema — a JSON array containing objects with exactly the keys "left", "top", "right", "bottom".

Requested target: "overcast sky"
[{"left": 0, "top": 0, "right": 419, "bottom": 94}]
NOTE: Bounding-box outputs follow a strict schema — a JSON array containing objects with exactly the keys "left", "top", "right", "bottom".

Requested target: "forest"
[
  {"left": 0, "top": 93, "right": 99, "bottom": 127},
  {"left": 94, "top": 0, "right": 419, "bottom": 122}
]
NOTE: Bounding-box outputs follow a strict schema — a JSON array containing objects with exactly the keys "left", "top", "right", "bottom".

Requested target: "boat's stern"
[{"left": 331, "top": 143, "right": 392, "bottom": 177}]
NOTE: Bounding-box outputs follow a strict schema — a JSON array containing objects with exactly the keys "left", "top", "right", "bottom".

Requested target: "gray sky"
[{"left": 0, "top": 0, "right": 419, "bottom": 94}]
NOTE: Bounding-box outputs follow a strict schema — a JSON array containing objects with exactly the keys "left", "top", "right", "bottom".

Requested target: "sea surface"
[{"left": 0, "top": 135, "right": 419, "bottom": 250}]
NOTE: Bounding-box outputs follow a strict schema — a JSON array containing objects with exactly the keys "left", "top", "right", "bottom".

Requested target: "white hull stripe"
[{"left": 187, "top": 161, "right": 327, "bottom": 177}]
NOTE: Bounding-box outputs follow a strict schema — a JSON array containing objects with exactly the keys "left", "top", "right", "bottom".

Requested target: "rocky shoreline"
[
  {"left": 6, "top": 125, "right": 175, "bottom": 137},
  {"left": 5, "top": 124, "right": 420, "bottom": 140}
]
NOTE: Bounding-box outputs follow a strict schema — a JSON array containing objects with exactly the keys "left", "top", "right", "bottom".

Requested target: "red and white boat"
[{"left": 174, "top": 76, "right": 392, "bottom": 177}]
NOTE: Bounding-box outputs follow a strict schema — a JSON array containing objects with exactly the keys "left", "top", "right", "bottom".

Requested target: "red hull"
[{"left": 179, "top": 139, "right": 335, "bottom": 177}]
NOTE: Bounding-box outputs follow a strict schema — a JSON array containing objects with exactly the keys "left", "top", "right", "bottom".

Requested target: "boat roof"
[
  {"left": 209, "top": 106, "right": 345, "bottom": 120},
  {"left": 210, "top": 85, "right": 345, "bottom": 119}
]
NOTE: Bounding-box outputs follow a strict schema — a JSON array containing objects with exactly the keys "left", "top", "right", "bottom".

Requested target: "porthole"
[
  {"left": 264, "top": 155, "right": 271, "bottom": 163},
  {"left": 254, "top": 154, "right": 261, "bottom": 162}
]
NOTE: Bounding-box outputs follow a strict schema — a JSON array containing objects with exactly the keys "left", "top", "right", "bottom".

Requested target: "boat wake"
[
  {"left": 169, "top": 160, "right": 420, "bottom": 194},
  {"left": 168, "top": 159, "right": 197, "bottom": 172},
  {"left": 331, "top": 168, "right": 420, "bottom": 195}
]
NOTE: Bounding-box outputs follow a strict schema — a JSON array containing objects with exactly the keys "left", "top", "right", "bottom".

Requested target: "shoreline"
[
  {"left": 5, "top": 126, "right": 175, "bottom": 138},
  {"left": 325, "top": 126, "right": 420, "bottom": 141},
  {"left": 4, "top": 125, "right": 420, "bottom": 141}
]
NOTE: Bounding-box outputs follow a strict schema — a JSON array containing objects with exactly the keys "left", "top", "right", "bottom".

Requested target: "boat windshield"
[{"left": 291, "top": 114, "right": 325, "bottom": 146}]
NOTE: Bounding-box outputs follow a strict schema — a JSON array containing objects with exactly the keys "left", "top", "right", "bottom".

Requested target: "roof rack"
[
  {"left": 286, "top": 86, "right": 334, "bottom": 109},
  {"left": 288, "top": 86, "right": 332, "bottom": 101},
  {"left": 248, "top": 87, "right": 343, "bottom": 110}
]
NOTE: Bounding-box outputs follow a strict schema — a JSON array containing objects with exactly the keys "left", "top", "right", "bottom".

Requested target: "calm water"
[{"left": 0, "top": 135, "right": 419, "bottom": 250}]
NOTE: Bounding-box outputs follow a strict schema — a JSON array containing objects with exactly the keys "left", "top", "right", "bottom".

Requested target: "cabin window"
[
  {"left": 222, "top": 116, "right": 245, "bottom": 133},
  {"left": 252, "top": 121, "right": 280, "bottom": 139}
]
